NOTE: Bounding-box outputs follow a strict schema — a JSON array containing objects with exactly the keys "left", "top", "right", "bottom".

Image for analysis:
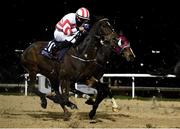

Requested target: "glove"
[
  {"left": 83, "top": 23, "right": 90, "bottom": 30},
  {"left": 82, "top": 23, "right": 91, "bottom": 31}
]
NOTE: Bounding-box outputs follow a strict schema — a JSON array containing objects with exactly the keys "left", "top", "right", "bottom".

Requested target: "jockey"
[{"left": 44, "top": 7, "right": 90, "bottom": 59}]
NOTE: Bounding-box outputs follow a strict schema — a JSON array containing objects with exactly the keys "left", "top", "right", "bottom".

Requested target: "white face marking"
[{"left": 118, "top": 38, "right": 122, "bottom": 46}]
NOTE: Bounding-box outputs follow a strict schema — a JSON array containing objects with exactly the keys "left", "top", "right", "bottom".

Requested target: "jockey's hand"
[{"left": 78, "top": 26, "right": 85, "bottom": 33}]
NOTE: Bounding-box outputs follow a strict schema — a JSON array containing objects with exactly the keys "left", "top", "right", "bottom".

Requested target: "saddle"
[{"left": 41, "top": 40, "right": 69, "bottom": 61}]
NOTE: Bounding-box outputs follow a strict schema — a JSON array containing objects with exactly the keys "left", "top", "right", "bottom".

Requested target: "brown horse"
[{"left": 21, "top": 17, "right": 135, "bottom": 120}]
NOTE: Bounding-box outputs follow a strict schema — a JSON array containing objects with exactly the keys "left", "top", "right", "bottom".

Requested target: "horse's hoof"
[
  {"left": 41, "top": 101, "right": 47, "bottom": 109},
  {"left": 70, "top": 104, "right": 78, "bottom": 109},
  {"left": 67, "top": 102, "right": 78, "bottom": 109},
  {"left": 85, "top": 98, "right": 95, "bottom": 105},
  {"left": 63, "top": 112, "right": 71, "bottom": 121},
  {"left": 89, "top": 110, "right": 96, "bottom": 120},
  {"left": 90, "top": 119, "right": 97, "bottom": 123},
  {"left": 40, "top": 98, "right": 47, "bottom": 109},
  {"left": 112, "top": 107, "right": 120, "bottom": 112}
]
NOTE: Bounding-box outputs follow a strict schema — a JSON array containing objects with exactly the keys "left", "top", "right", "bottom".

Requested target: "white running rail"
[{"left": 23, "top": 73, "right": 176, "bottom": 97}]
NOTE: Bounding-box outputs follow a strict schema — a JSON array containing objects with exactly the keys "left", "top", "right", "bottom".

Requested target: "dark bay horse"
[{"left": 21, "top": 17, "right": 135, "bottom": 120}]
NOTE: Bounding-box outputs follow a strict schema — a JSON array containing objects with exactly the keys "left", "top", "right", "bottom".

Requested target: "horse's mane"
[
  {"left": 89, "top": 15, "right": 105, "bottom": 24},
  {"left": 67, "top": 15, "right": 113, "bottom": 61},
  {"left": 74, "top": 16, "right": 105, "bottom": 58}
]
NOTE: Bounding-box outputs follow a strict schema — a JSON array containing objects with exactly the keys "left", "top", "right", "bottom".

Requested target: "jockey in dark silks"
[{"left": 42, "top": 7, "right": 91, "bottom": 60}]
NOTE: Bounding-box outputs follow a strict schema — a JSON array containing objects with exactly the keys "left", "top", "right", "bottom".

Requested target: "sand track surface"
[{"left": 0, "top": 95, "right": 180, "bottom": 128}]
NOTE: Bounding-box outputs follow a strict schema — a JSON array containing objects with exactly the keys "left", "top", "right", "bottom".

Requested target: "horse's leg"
[
  {"left": 82, "top": 83, "right": 118, "bottom": 110},
  {"left": 107, "top": 86, "right": 119, "bottom": 112},
  {"left": 46, "top": 92, "right": 68, "bottom": 107},
  {"left": 28, "top": 70, "right": 47, "bottom": 108},
  {"left": 89, "top": 82, "right": 109, "bottom": 119},
  {"left": 48, "top": 79, "right": 68, "bottom": 109},
  {"left": 46, "top": 79, "right": 77, "bottom": 120},
  {"left": 59, "top": 80, "right": 78, "bottom": 109}
]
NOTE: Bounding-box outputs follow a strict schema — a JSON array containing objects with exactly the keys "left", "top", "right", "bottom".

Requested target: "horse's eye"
[
  {"left": 102, "top": 24, "right": 106, "bottom": 28},
  {"left": 113, "top": 38, "right": 117, "bottom": 42},
  {"left": 111, "top": 38, "right": 117, "bottom": 44}
]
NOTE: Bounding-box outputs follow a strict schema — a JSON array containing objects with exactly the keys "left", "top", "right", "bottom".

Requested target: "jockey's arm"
[
  {"left": 62, "top": 22, "right": 90, "bottom": 36},
  {"left": 62, "top": 26, "right": 84, "bottom": 36},
  {"left": 62, "top": 27, "right": 73, "bottom": 36}
]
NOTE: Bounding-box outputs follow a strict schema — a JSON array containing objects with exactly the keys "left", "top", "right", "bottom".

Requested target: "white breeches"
[{"left": 54, "top": 29, "right": 79, "bottom": 44}]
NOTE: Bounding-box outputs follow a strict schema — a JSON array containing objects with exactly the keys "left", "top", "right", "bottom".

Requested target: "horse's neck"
[
  {"left": 74, "top": 33, "right": 98, "bottom": 59},
  {"left": 96, "top": 45, "right": 112, "bottom": 65}
]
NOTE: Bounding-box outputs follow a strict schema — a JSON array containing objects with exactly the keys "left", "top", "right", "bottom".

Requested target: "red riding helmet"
[{"left": 76, "top": 7, "right": 90, "bottom": 20}]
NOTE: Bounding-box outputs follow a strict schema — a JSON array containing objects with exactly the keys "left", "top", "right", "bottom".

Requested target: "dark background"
[{"left": 1, "top": 0, "right": 180, "bottom": 83}]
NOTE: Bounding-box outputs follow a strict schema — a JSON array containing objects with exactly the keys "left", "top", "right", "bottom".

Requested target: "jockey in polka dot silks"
[{"left": 43, "top": 7, "right": 91, "bottom": 59}]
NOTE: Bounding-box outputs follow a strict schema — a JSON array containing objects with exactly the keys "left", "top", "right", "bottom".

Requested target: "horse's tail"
[
  {"left": 20, "top": 42, "right": 40, "bottom": 70},
  {"left": 14, "top": 49, "right": 24, "bottom": 61},
  {"left": 13, "top": 49, "right": 26, "bottom": 70}
]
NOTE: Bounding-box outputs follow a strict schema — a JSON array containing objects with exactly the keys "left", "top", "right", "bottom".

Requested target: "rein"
[
  {"left": 71, "top": 55, "right": 96, "bottom": 62},
  {"left": 70, "top": 18, "right": 115, "bottom": 66},
  {"left": 70, "top": 55, "right": 104, "bottom": 68}
]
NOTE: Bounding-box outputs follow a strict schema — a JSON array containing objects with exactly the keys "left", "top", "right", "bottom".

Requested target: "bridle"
[
  {"left": 94, "top": 18, "right": 118, "bottom": 46},
  {"left": 70, "top": 18, "right": 118, "bottom": 63},
  {"left": 116, "top": 36, "right": 131, "bottom": 54},
  {"left": 96, "top": 18, "right": 134, "bottom": 55}
]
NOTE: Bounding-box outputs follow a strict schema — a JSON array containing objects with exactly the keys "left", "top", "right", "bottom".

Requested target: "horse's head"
[
  {"left": 93, "top": 18, "right": 117, "bottom": 44},
  {"left": 113, "top": 35, "right": 136, "bottom": 62},
  {"left": 93, "top": 18, "right": 135, "bottom": 62}
]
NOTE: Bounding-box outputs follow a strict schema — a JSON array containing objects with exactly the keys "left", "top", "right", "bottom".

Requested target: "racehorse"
[{"left": 21, "top": 17, "right": 135, "bottom": 120}]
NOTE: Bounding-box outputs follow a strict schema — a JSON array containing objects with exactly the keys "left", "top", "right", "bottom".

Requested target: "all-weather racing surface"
[{"left": 0, "top": 95, "right": 180, "bottom": 128}]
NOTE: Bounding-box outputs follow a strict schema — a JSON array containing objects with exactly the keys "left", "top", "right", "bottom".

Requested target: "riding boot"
[
  {"left": 42, "top": 40, "right": 58, "bottom": 60},
  {"left": 43, "top": 40, "right": 72, "bottom": 60}
]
